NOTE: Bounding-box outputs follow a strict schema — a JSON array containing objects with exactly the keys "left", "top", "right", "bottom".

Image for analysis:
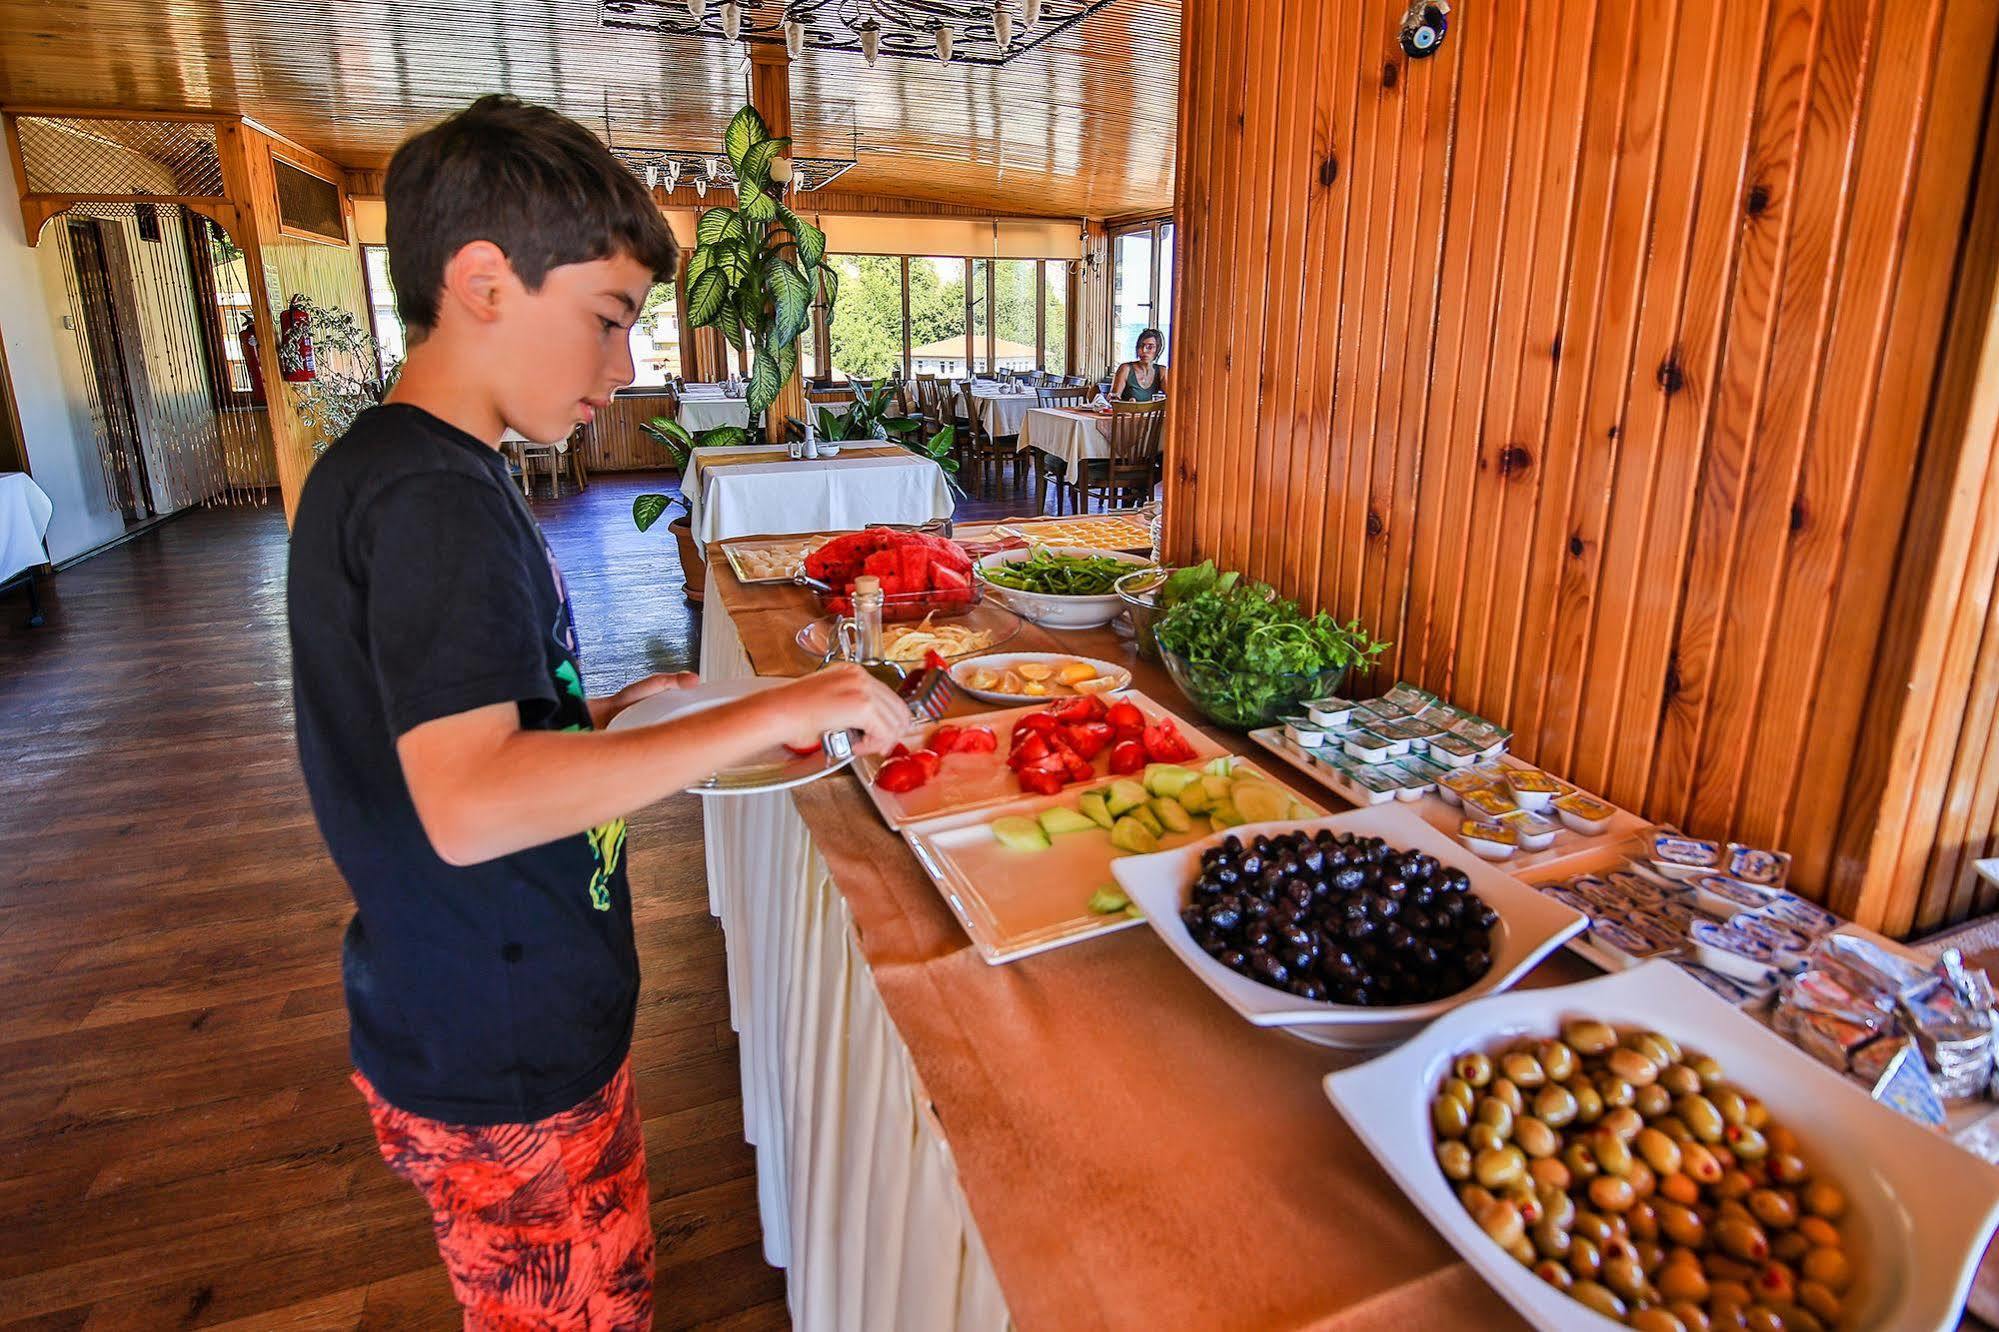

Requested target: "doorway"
[{"left": 66, "top": 217, "right": 155, "bottom": 523}]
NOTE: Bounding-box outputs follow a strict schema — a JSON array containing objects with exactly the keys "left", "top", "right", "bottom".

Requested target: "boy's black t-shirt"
[{"left": 287, "top": 403, "right": 637, "bottom": 1125}]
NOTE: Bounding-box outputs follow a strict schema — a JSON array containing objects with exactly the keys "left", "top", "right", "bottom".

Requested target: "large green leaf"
[
  {"left": 747, "top": 345, "right": 783, "bottom": 414},
  {"left": 738, "top": 177, "right": 778, "bottom": 223},
  {"left": 815, "top": 262, "right": 840, "bottom": 318},
  {"left": 765, "top": 258, "right": 810, "bottom": 350},
  {"left": 718, "top": 301, "right": 745, "bottom": 351},
  {"left": 687, "top": 268, "right": 728, "bottom": 327},
  {"left": 632, "top": 493, "right": 674, "bottom": 532},
  {"left": 735, "top": 281, "right": 766, "bottom": 339},
  {"left": 641, "top": 415, "right": 694, "bottom": 466},
  {"left": 714, "top": 238, "right": 752, "bottom": 283},
  {"left": 725, "top": 106, "right": 769, "bottom": 176},
  {"left": 777, "top": 205, "right": 826, "bottom": 268},
  {"left": 700, "top": 425, "right": 750, "bottom": 448},
  {"left": 695, "top": 207, "right": 744, "bottom": 247},
  {"left": 683, "top": 243, "right": 718, "bottom": 290},
  {"left": 739, "top": 136, "right": 789, "bottom": 191}
]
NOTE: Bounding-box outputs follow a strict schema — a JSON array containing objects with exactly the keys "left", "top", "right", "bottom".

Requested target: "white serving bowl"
[
  {"left": 1110, "top": 803, "right": 1587, "bottom": 1049},
  {"left": 1325, "top": 960, "right": 1999, "bottom": 1332},
  {"left": 974, "top": 545, "right": 1156, "bottom": 630}
]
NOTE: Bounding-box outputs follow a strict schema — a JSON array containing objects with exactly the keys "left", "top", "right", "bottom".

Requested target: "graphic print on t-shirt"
[{"left": 536, "top": 543, "right": 624, "bottom": 912}]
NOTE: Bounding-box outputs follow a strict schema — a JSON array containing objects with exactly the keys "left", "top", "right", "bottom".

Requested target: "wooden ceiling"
[{"left": 0, "top": 0, "right": 1178, "bottom": 218}]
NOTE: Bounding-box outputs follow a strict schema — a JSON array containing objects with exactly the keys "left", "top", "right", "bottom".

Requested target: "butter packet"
[
  {"left": 1380, "top": 681, "right": 1441, "bottom": 715},
  {"left": 1447, "top": 712, "right": 1513, "bottom": 752},
  {"left": 1425, "top": 731, "right": 1489, "bottom": 767},
  {"left": 1376, "top": 759, "right": 1436, "bottom": 800},
  {"left": 1871, "top": 1040, "right": 1947, "bottom": 1128},
  {"left": 1725, "top": 841, "right": 1792, "bottom": 888},
  {"left": 1357, "top": 697, "right": 1414, "bottom": 722},
  {"left": 1651, "top": 831, "right": 1722, "bottom": 871}
]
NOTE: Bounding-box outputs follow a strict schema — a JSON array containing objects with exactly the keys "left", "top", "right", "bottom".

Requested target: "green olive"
[
  {"left": 1635, "top": 1127, "right": 1683, "bottom": 1176},
  {"left": 1534, "top": 1083, "right": 1579, "bottom": 1129},
  {"left": 1570, "top": 1279, "right": 1627, "bottom": 1319},
  {"left": 1432, "top": 1095, "right": 1471, "bottom": 1139},
  {"left": 1659, "top": 1062, "right": 1703, "bottom": 1097},
  {"left": 1598, "top": 1075, "right": 1637, "bottom": 1109},
  {"left": 1505, "top": 1234, "right": 1537, "bottom": 1266},
  {"left": 1625, "top": 1199, "right": 1659, "bottom": 1243},
  {"left": 1794, "top": 1216, "right": 1839, "bottom": 1249},
  {"left": 1453, "top": 1051, "right": 1494, "bottom": 1087},
  {"left": 1514, "top": 1116, "right": 1559, "bottom": 1159},
  {"left": 1767, "top": 1152, "right": 1809, "bottom": 1186},
  {"left": 1533, "top": 1258, "right": 1574, "bottom": 1291},
  {"left": 1602, "top": 1253, "right": 1647, "bottom": 1300},
  {"left": 1730, "top": 1125, "right": 1771, "bottom": 1161},
  {"left": 1779, "top": 1306, "right": 1827, "bottom": 1332},
  {"left": 1592, "top": 1132, "right": 1634, "bottom": 1178},
  {"left": 1714, "top": 1217, "right": 1770, "bottom": 1263},
  {"left": 1657, "top": 1256, "right": 1709, "bottom": 1303},
  {"left": 1532, "top": 1217, "right": 1572, "bottom": 1259},
  {"left": 1571, "top": 1210, "right": 1615, "bottom": 1246},
  {"left": 1564, "top": 1019, "right": 1617, "bottom": 1056},
  {"left": 1457, "top": 1184, "right": 1496, "bottom": 1212},
  {"left": 1569, "top": 1234, "right": 1604, "bottom": 1280},
  {"left": 1564, "top": 1140, "right": 1600, "bottom": 1181},
  {"left": 1680, "top": 1140, "right": 1723, "bottom": 1184},
  {"left": 1488, "top": 1077, "right": 1524, "bottom": 1115},
  {"left": 1500, "top": 1052, "right": 1547, "bottom": 1089},
  {"left": 1589, "top": 1175, "right": 1636, "bottom": 1213},
  {"left": 1713, "top": 1086, "right": 1750, "bottom": 1127},
  {"left": 1801, "top": 1246, "right": 1850, "bottom": 1293},
  {"left": 1627, "top": 1159, "right": 1658, "bottom": 1199},
  {"left": 1668, "top": 1299, "right": 1713, "bottom": 1332},
  {"left": 1572, "top": 1080, "right": 1605, "bottom": 1125},
  {"left": 1675, "top": 1094, "right": 1726, "bottom": 1143},
  {"left": 1607, "top": 1046, "right": 1660, "bottom": 1086},
  {"left": 1797, "top": 1279, "right": 1842, "bottom": 1322},
  {"left": 1657, "top": 1117, "right": 1694, "bottom": 1144},
  {"left": 1474, "top": 1145, "right": 1526, "bottom": 1190},
  {"left": 1772, "top": 1231, "right": 1810, "bottom": 1265},
  {"left": 1475, "top": 1096, "right": 1515, "bottom": 1138},
  {"left": 1474, "top": 1197, "right": 1524, "bottom": 1247},
  {"left": 1657, "top": 1200, "right": 1706, "bottom": 1248},
  {"left": 1635, "top": 1082, "right": 1674, "bottom": 1119},
  {"left": 1537, "top": 1183, "right": 1575, "bottom": 1231},
  {"left": 1630, "top": 1310, "right": 1688, "bottom": 1332},
  {"left": 1534, "top": 1040, "right": 1578, "bottom": 1083},
  {"left": 1467, "top": 1122, "right": 1505, "bottom": 1153},
  {"left": 1748, "top": 1188, "right": 1798, "bottom": 1230},
  {"left": 1601, "top": 1105, "right": 1644, "bottom": 1142},
  {"left": 1434, "top": 1140, "right": 1473, "bottom": 1181},
  {"left": 1691, "top": 1054, "right": 1724, "bottom": 1089},
  {"left": 1802, "top": 1181, "right": 1846, "bottom": 1220},
  {"left": 1743, "top": 1303, "right": 1786, "bottom": 1332},
  {"left": 1440, "top": 1075, "right": 1477, "bottom": 1108},
  {"left": 1529, "top": 1157, "right": 1571, "bottom": 1194}
]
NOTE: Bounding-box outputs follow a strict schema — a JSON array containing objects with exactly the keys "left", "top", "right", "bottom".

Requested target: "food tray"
[
  {"left": 904, "top": 757, "right": 1326, "bottom": 964},
  {"left": 989, "top": 512, "right": 1154, "bottom": 552},
  {"left": 1245, "top": 728, "right": 1646, "bottom": 881},
  {"left": 853, "top": 689, "right": 1230, "bottom": 830},
  {"left": 1324, "top": 961, "right": 1999, "bottom": 1332},
  {"left": 947, "top": 651, "right": 1132, "bottom": 704},
  {"left": 720, "top": 534, "right": 833, "bottom": 585}
]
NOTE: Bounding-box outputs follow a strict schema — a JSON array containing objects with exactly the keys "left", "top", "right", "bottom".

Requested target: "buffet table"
[
  {"left": 697, "top": 555, "right": 1584, "bottom": 1330},
  {"left": 684, "top": 445, "right": 953, "bottom": 544}
]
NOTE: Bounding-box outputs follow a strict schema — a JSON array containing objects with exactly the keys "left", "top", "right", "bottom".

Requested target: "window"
[
  {"left": 1042, "top": 260, "right": 1070, "bottom": 375},
  {"left": 828, "top": 254, "right": 907, "bottom": 381},
  {"left": 1156, "top": 224, "right": 1174, "bottom": 364},
  {"left": 186, "top": 218, "right": 259, "bottom": 404},
  {"left": 969, "top": 258, "right": 991, "bottom": 375},
  {"left": 361, "top": 245, "right": 406, "bottom": 374},
  {"left": 992, "top": 260, "right": 1039, "bottom": 374},
  {"left": 909, "top": 258, "right": 968, "bottom": 377},
  {"left": 823, "top": 251, "right": 1070, "bottom": 384},
  {"left": 1110, "top": 220, "right": 1174, "bottom": 372},
  {"left": 627, "top": 280, "right": 681, "bottom": 388}
]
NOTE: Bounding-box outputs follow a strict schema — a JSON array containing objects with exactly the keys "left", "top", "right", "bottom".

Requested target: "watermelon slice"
[
  {"left": 897, "top": 543, "right": 930, "bottom": 590},
  {"left": 861, "top": 549, "right": 900, "bottom": 578}
]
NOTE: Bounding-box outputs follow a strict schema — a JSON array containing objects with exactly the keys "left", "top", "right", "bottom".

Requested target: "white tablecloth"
[
  {"left": 0, "top": 472, "right": 53, "bottom": 582},
  {"left": 962, "top": 388, "right": 1037, "bottom": 439},
  {"left": 685, "top": 445, "right": 953, "bottom": 544},
  {"left": 680, "top": 397, "right": 753, "bottom": 432},
  {"left": 1017, "top": 408, "right": 1111, "bottom": 471},
  {"left": 698, "top": 584, "right": 1012, "bottom": 1331}
]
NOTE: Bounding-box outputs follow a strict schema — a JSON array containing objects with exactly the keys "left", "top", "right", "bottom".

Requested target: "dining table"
[
  {"left": 959, "top": 383, "right": 1041, "bottom": 439},
  {"left": 0, "top": 471, "right": 52, "bottom": 626},
  {"left": 690, "top": 554, "right": 1582, "bottom": 1331},
  {"left": 678, "top": 386, "right": 753, "bottom": 433},
  {"left": 682, "top": 443, "right": 954, "bottom": 545},
  {"left": 1017, "top": 405, "right": 1112, "bottom": 471}
]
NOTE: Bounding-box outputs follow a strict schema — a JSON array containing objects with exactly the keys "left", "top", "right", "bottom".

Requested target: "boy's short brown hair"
[{"left": 384, "top": 95, "right": 677, "bottom": 333}]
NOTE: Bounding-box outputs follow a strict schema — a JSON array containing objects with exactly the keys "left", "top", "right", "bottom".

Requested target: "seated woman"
[{"left": 1110, "top": 328, "right": 1168, "bottom": 402}]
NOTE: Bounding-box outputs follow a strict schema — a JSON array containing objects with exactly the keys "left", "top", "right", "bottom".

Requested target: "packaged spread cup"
[
  {"left": 1502, "top": 768, "right": 1564, "bottom": 811},
  {"left": 1605, "top": 870, "right": 1666, "bottom": 909},
  {"left": 1359, "top": 697, "right": 1413, "bottom": 722},
  {"left": 1381, "top": 681, "right": 1440, "bottom": 714},
  {"left": 1553, "top": 791, "right": 1616, "bottom": 835},
  {"left": 1281, "top": 716, "right": 1327, "bottom": 748},
  {"left": 1342, "top": 729, "right": 1397, "bottom": 763},
  {"left": 1677, "top": 962, "right": 1756, "bottom": 1006},
  {"left": 1540, "top": 884, "right": 1596, "bottom": 917},
  {"left": 1733, "top": 915, "right": 1812, "bottom": 973},
  {"left": 1463, "top": 787, "right": 1516, "bottom": 819},
  {"left": 1588, "top": 919, "right": 1678, "bottom": 967},
  {"left": 1317, "top": 750, "right": 1400, "bottom": 805},
  {"left": 1435, "top": 768, "right": 1489, "bottom": 808},
  {"left": 1458, "top": 818, "right": 1519, "bottom": 860},
  {"left": 1379, "top": 759, "right": 1435, "bottom": 800},
  {"left": 1764, "top": 890, "right": 1839, "bottom": 937},
  {"left": 1304, "top": 697, "right": 1354, "bottom": 728},
  {"left": 1774, "top": 1006, "right": 1879, "bottom": 1073},
  {"left": 1687, "top": 872, "right": 1778, "bottom": 919},
  {"left": 1499, "top": 808, "right": 1560, "bottom": 852},
  {"left": 1725, "top": 841, "right": 1792, "bottom": 887},
  {"left": 1649, "top": 830, "right": 1722, "bottom": 878},
  {"left": 1423, "top": 731, "right": 1486, "bottom": 767},
  {"left": 1687, "top": 919, "right": 1780, "bottom": 986}
]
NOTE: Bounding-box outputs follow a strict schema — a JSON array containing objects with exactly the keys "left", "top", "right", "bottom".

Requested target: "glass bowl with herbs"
[
  {"left": 974, "top": 545, "right": 1158, "bottom": 630},
  {"left": 1152, "top": 564, "right": 1387, "bottom": 728}
]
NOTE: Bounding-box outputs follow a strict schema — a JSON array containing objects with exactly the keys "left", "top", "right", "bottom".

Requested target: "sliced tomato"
[
  {"left": 1059, "top": 749, "right": 1095, "bottom": 783},
  {"left": 910, "top": 748, "right": 943, "bottom": 779},
  {"left": 1141, "top": 719, "right": 1199, "bottom": 764},
  {"left": 1007, "top": 733, "right": 1052, "bottom": 769},
  {"left": 1106, "top": 700, "right": 1145, "bottom": 741},
  {"left": 927, "top": 724, "right": 963, "bottom": 752},
  {"left": 1015, "top": 757, "right": 1068, "bottom": 796},
  {"left": 783, "top": 740, "right": 823, "bottom": 757},
  {"left": 1014, "top": 711, "right": 1061, "bottom": 737},
  {"left": 1109, "top": 740, "right": 1147, "bottom": 775},
  {"left": 1052, "top": 696, "right": 1108, "bottom": 725},
  {"left": 874, "top": 756, "right": 929, "bottom": 793},
  {"left": 1062, "top": 720, "right": 1113, "bottom": 760},
  {"left": 951, "top": 725, "right": 997, "bottom": 753}
]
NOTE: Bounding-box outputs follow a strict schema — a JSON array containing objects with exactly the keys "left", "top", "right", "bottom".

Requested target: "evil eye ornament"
[{"left": 1400, "top": 1, "right": 1450, "bottom": 58}]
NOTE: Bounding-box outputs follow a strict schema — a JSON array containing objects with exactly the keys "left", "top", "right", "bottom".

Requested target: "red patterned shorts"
[{"left": 354, "top": 1061, "right": 655, "bottom": 1331}]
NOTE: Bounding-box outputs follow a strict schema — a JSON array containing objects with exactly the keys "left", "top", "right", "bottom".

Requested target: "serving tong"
[{"left": 691, "top": 659, "right": 955, "bottom": 795}]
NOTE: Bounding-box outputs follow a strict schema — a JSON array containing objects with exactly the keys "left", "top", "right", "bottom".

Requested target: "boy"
[{"left": 286, "top": 95, "right": 909, "bottom": 1329}]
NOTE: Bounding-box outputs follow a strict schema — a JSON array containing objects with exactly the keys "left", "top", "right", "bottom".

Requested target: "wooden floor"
[{"left": 0, "top": 461, "right": 1103, "bottom": 1330}]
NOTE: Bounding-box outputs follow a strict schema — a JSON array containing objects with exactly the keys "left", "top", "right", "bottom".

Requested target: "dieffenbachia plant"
[{"left": 683, "top": 105, "right": 838, "bottom": 417}]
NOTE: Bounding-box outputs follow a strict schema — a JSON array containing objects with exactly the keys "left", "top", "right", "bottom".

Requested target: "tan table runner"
[
  {"left": 709, "top": 559, "right": 1567, "bottom": 1330},
  {"left": 690, "top": 443, "right": 907, "bottom": 475}
]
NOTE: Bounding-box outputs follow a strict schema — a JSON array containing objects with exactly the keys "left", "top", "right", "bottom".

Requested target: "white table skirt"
[
  {"left": 698, "top": 579, "right": 1011, "bottom": 1330},
  {"left": 0, "top": 472, "right": 54, "bottom": 583},
  {"left": 963, "top": 389, "right": 1036, "bottom": 439},
  {"left": 1017, "top": 408, "right": 1111, "bottom": 471},
  {"left": 686, "top": 446, "right": 953, "bottom": 544},
  {"left": 679, "top": 397, "right": 753, "bottom": 433}
]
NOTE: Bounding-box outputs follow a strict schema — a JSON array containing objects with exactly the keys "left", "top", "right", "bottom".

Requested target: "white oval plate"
[
  {"left": 1109, "top": 803, "right": 1587, "bottom": 1049},
  {"left": 1324, "top": 960, "right": 1999, "bottom": 1332},
  {"left": 606, "top": 676, "right": 852, "bottom": 796},
  {"left": 947, "top": 652, "right": 1133, "bottom": 704}
]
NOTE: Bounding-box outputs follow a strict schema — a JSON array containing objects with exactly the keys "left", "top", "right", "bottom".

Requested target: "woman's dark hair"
[
  {"left": 384, "top": 95, "right": 678, "bottom": 333},
  {"left": 1135, "top": 327, "right": 1164, "bottom": 353}
]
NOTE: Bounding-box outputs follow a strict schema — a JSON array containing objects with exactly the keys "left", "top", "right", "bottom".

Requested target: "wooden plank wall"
[
  {"left": 585, "top": 392, "right": 677, "bottom": 472},
  {"left": 1165, "top": 0, "right": 1999, "bottom": 932}
]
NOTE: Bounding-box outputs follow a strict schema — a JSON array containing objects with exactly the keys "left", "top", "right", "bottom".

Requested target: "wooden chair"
[
  {"left": 807, "top": 386, "right": 857, "bottom": 405},
  {"left": 958, "top": 381, "right": 1017, "bottom": 497},
  {"left": 1068, "top": 400, "right": 1164, "bottom": 514},
  {"left": 914, "top": 374, "right": 947, "bottom": 433},
  {"left": 1021, "top": 383, "right": 1095, "bottom": 514},
  {"left": 1036, "top": 385, "right": 1094, "bottom": 407}
]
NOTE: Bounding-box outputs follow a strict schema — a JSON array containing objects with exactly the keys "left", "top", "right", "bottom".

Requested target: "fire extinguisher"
[
  {"left": 237, "top": 314, "right": 267, "bottom": 405},
  {"left": 278, "top": 294, "right": 316, "bottom": 383}
]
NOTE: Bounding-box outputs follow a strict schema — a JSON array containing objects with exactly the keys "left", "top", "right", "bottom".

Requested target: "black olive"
[
  {"left": 1283, "top": 946, "right": 1313, "bottom": 972},
  {"left": 1378, "top": 874, "right": 1407, "bottom": 897},
  {"left": 1243, "top": 923, "right": 1273, "bottom": 950},
  {"left": 1181, "top": 906, "right": 1206, "bottom": 932},
  {"left": 1299, "top": 848, "right": 1325, "bottom": 874},
  {"left": 1476, "top": 903, "right": 1498, "bottom": 929},
  {"left": 1253, "top": 954, "right": 1291, "bottom": 986},
  {"left": 1206, "top": 903, "right": 1243, "bottom": 933},
  {"left": 1219, "top": 948, "right": 1250, "bottom": 972},
  {"left": 1462, "top": 949, "right": 1491, "bottom": 977},
  {"left": 1343, "top": 916, "right": 1376, "bottom": 942},
  {"left": 1441, "top": 867, "right": 1470, "bottom": 892},
  {"left": 1333, "top": 866, "right": 1366, "bottom": 893},
  {"left": 1243, "top": 896, "right": 1273, "bottom": 920},
  {"left": 1367, "top": 894, "right": 1399, "bottom": 921}
]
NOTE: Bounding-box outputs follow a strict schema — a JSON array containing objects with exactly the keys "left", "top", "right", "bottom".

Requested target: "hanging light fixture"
[
  {"left": 720, "top": 0, "right": 741, "bottom": 40},
  {"left": 994, "top": 2, "right": 1014, "bottom": 49},
  {"left": 933, "top": 23, "right": 953, "bottom": 60},
  {"left": 644, "top": 162, "right": 660, "bottom": 189},
  {"left": 663, "top": 159, "right": 680, "bottom": 191},
  {"left": 605, "top": 0, "right": 1108, "bottom": 66},
  {"left": 1024, "top": 0, "right": 1043, "bottom": 26},
  {"left": 784, "top": 14, "right": 805, "bottom": 56},
  {"left": 694, "top": 176, "right": 708, "bottom": 198},
  {"left": 857, "top": 18, "right": 881, "bottom": 65},
  {"left": 687, "top": 0, "right": 707, "bottom": 20},
  {"left": 706, "top": 156, "right": 721, "bottom": 180}
]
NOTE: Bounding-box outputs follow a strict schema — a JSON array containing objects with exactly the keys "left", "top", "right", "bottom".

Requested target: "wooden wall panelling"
[
  {"left": 583, "top": 393, "right": 677, "bottom": 471},
  {"left": 1167, "top": 0, "right": 1999, "bottom": 931}
]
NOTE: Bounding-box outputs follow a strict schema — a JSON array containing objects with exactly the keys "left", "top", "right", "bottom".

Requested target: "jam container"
[
  {"left": 1501, "top": 808, "right": 1560, "bottom": 852},
  {"left": 1553, "top": 791, "right": 1616, "bottom": 835},
  {"left": 1459, "top": 818, "right": 1519, "bottom": 860},
  {"left": 1504, "top": 768, "right": 1565, "bottom": 812},
  {"left": 1687, "top": 919, "right": 1781, "bottom": 987},
  {"left": 1436, "top": 768, "right": 1489, "bottom": 807},
  {"left": 1282, "top": 716, "right": 1328, "bottom": 748},
  {"left": 1589, "top": 919, "right": 1678, "bottom": 967},
  {"left": 1463, "top": 787, "right": 1517, "bottom": 819}
]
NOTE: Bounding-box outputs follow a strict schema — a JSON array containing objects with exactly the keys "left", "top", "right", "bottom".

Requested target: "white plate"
[
  {"left": 903, "top": 756, "right": 1326, "bottom": 965},
  {"left": 947, "top": 652, "right": 1134, "bottom": 704},
  {"left": 973, "top": 545, "right": 1157, "bottom": 629},
  {"left": 1110, "top": 804, "right": 1588, "bottom": 1049},
  {"left": 606, "top": 677, "right": 853, "bottom": 795},
  {"left": 1324, "top": 961, "right": 1999, "bottom": 1332}
]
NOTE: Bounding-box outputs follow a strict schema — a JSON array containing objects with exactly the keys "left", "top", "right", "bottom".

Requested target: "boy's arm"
[{"left": 397, "top": 664, "right": 911, "bottom": 866}]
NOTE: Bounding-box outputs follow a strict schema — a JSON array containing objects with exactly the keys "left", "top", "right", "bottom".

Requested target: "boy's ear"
[{"left": 439, "top": 240, "right": 515, "bottom": 326}]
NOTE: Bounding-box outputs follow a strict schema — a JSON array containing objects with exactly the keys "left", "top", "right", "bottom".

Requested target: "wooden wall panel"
[
  {"left": 1166, "top": 0, "right": 1999, "bottom": 932},
  {"left": 583, "top": 393, "right": 677, "bottom": 472}
]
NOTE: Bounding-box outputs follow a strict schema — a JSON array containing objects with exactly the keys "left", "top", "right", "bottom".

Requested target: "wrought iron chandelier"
[
  {"left": 601, "top": 0, "right": 1115, "bottom": 67},
  {"left": 604, "top": 97, "right": 859, "bottom": 194}
]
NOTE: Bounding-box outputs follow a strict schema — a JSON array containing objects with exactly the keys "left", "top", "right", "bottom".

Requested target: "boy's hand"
[
  {"left": 772, "top": 664, "right": 913, "bottom": 758},
  {"left": 591, "top": 672, "right": 700, "bottom": 727}
]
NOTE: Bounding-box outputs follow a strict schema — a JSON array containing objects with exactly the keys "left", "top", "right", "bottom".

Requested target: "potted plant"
[
  {"left": 287, "top": 296, "right": 402, "bottom": 454},
  {"left": 632, "top": 416, "right": 749, "bottom": 602},
  {"left": 682, "top": 105, "right": 842, "bottom": 427}
]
